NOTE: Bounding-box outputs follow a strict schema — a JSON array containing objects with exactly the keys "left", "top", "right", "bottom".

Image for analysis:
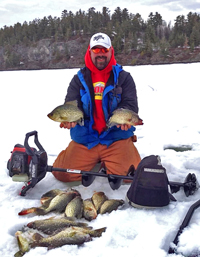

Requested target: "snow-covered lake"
[{"left": 1, "top": 63, "right": 200, "bottom": 257}]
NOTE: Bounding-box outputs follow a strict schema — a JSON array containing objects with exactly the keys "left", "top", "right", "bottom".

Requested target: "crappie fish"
[
  {"left": 64, "top": 226, "right": 106, "bottom": 238},
  {"left": 14, "top": 231, "right": 31, "bottom": 257},
  {"left": 31, "top": 225, "right": 106, "bottom": 249},
  {"left": 91, "top": 192, "right": 108, "bottom": 213},
  {"left": 31, "top": 229, "right": 91, "bottom": 249},
  {"left": 65, "top": 196, "right": 83, "bottom": 219},
  {"left": 47, "top": 100, "right": 84, "bottom": 125},
  {"left": 107, "top": 108, "right": 143, "bottom": 128},
  {"left": 14, "top": 229, "right": 38, "bottom": 257},
  {"left": 83, "top": 198, "right": 97, "bottom": 221},
  {"left": 41, "top": 189, "right": 64, "bottom": 200},
  {"left": 99, "top": 199, "right": 124, "bottom": 214},
  {"left": 18, "top": 189, "right": 80, "bottom": 216},
  {"left": 14, "top": 225, "right": 105, "bottom": 254},
  {"left": 40, "top": 189, "right": 64, "bottom": 206},
  {"left": 27, "top": 216, "right": 88, "bottom": 235}
]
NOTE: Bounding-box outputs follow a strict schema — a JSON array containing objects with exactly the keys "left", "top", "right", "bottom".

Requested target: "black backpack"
[{"left": 127, "top": 155, "right": 176, "bottom": 208}]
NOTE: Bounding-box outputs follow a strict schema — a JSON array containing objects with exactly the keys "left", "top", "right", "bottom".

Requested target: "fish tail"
[
  {"left": 77, "top": 222, "right": 89, "bottom": 227},
  {"left": 18, "top": 207, "right": 46, "bottom": 216},
  {"left": 18, "top": 207, "right": 38, "bottom": 216},
  {"left": 34, "top": 208, "right": 48, "bottom": 215},
  {"left": 92, "top": 227, "right": 107, "bottom": 237},
  {"left": 14, "top": 250, "right": 25, "bottom": 257},
  {"left": 30, "top": 233, "right": 44, "bottom": 248}
]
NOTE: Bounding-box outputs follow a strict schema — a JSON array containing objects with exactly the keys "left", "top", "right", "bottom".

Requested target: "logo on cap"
[{"left": 93, "top": 35, "right": 104, "bottom": 41}]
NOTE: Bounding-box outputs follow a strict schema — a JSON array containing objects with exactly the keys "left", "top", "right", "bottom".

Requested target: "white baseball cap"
[{"left": 90, "top": 33, "right": 112, "bottom": 49}]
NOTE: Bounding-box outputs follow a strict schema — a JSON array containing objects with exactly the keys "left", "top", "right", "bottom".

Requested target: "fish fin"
[
  {"left": 35, "top": 208, "right": 48, "bottom": 215},
  {"left": 63, "top": 215, "right": 76, "bottom": 221},
  {"left": 65, "top": 100, "right": 78, "bottom": 106},
  {"left": 92, "top": 227, "right": 107, "bottom": 237},
  {"left": 40, "top": 196, "right": 50, "bottom": 204},
  {"left": 41, "top": 189, "right": 64, "bottom": 198},
  {"left": 46, "top": 216, "right": 58, "bottom": 220},
  {"left": 14, "top": 250, "right": 25, "bottom": 257},
  {"left": 106, "top": 122, "right": 118, "bottom": 128},
  {"left": 33, "top": 232, "right": 44, "bottom": 241},
  {"left": 84, "top": 226, "right": 93, "bottom": 230},
  {"left": 40, "top": 197, "right": 53, "bottom": 207},
  {"left": 30, "top": 233, "right": 44, "bottom": 248},
  {"left": 76, "top": 222, "right": 90, "bottom": 227},
  {"left": 78, "top": 118, "right": 84, "bottom": 126}
]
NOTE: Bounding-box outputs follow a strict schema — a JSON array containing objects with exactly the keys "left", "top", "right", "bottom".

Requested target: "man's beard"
[{"left": 95, "top": 56, "right": 108, "bottom": 70}]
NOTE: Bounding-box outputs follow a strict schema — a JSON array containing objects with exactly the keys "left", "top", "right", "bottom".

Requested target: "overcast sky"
[{"left": 0, "top": 0, "right": 200, "bottom": 29}]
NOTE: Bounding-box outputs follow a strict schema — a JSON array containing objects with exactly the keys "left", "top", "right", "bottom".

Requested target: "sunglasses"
[{"left": 91, "top": 47, "right": 110, "bottom": 54}]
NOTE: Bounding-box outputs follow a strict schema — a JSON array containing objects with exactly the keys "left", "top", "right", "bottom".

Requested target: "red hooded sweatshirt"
[{"left": 84, "top": 46, "right": 117, "bottom": 134}]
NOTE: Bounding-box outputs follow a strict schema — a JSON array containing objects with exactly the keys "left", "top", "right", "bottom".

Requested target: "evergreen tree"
[
  {"left": 1, "top": 8, "right": 200, "bottom": 69},
  {"left": 190, "top": 23, "right": 200, "bottom": 47},
  {"left": 186, "top": 12, "right": 200, "bottom": 37},
  {"left": 112, "top": 7, "right": 122, "bottom": 25},
  {"left": 102, "top": 7, "right": 110, "bottom": 28}
]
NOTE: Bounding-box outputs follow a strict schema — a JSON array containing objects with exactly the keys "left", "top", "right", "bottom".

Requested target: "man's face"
[{"left": 90, "top": 45, "right": 112, "bottom": 70}]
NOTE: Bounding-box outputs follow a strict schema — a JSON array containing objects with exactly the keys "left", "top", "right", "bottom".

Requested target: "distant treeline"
[{"left": 0, "top": 7, "right": 200, "bottom": 55}]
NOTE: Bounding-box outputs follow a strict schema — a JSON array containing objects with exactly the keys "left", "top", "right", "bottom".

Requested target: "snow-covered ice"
[{"left": 1, "top": 63, "right": 200, "bottom": 257}]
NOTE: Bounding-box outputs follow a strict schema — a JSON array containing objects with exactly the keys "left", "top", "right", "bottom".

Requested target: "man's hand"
[
  {"left": 116, "top": 124, "right": 132, "bottom": 131},
  {"left": 60, "top": 122, "right": 77, "bottom": 129}
]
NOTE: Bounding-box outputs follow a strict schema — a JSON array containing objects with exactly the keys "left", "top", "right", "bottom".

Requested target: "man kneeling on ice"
[{"left": 51, "top": 32, "right": 142, "bottom": 182}]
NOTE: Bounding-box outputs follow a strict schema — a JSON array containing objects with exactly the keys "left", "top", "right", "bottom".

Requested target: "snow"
[{"left": 1, "top": 63, "right": 200, "bottom": 257}]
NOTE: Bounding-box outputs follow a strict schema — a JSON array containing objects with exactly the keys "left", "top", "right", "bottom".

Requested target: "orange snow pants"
[{"left": 52, "top": 137, "right": 141, "bottom": 182}]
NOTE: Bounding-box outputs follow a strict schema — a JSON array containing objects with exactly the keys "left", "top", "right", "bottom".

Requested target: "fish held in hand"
[
  {"left": 107, "top": 108, "right": 143, "bottom": 128},
  {"left": 47, "top": 100, "right": 84, "bottom": 126}
]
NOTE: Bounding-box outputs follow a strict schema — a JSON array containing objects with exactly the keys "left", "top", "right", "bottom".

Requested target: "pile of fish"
[
  {"left": 15, "top": 217, "right": 106, "bottom": 256},
  {"left": 18, "top": 188, "right": 124, "bottom": 220},
  {"left": 14, "top": 189, "right": 124, "bottom": 256}
]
